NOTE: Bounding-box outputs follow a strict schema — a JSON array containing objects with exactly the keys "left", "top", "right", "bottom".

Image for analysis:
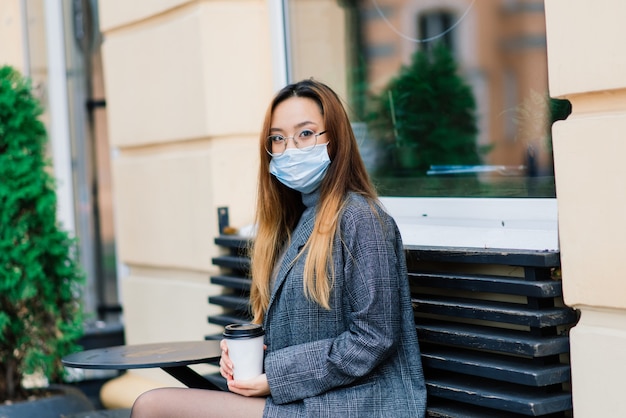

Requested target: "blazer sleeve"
[{"left": 265, "top": 198, "right": 405, "bottom": 404}]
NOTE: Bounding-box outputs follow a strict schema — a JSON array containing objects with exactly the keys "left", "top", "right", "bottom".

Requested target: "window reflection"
[{"left": 285, "top": 0, "right": 570, "bottom": 197}]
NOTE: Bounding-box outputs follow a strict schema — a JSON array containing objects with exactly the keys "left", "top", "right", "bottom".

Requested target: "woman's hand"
[
  {"left": 219, "top": 339, "right": 234, "bottom": 381},
  {"left": 227, "top": 373, "right": 270, "bottom": 397},
  {"left": 219, "top": 339, "right": 270, "bottom": 397}
]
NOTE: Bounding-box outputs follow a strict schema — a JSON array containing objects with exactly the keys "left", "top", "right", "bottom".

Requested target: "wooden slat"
[
  {"left": 426, "top": 372, "right": 572, "bottom": 416},
  {"left": 421, "top": 346, "right": 570, "bottom": 386},
  {"left": 204, "top": 334, "right": 222, "bottom": 341},
  {"left": 415, "top": 319, "right": 570, "bottom": 357},
  {"left": 208, "top": 295, "right": 249, "bottom": 312},
  {"left": 214, "top": 235, "right": 249, "bottom": 250},
  {"left": 410, "top": 272, "right": 563, "bottom": 297},
  {"left": 211, "top": 255, "right": 250, "bottom": 270},
  {"left": 405, "top": 247, "right": 561, "bottom": 268},
  {"left": 413, "top": 296, "right": 577, "bottom": 327},
  {"left": 426, "top": 398, "right": 530, "bottom": 418},
  {"left": 207, "top": 314, "right": 249, "bottom": 327},
  {"left": 210, "top": 275, "right": 251, "bottom": 291}
]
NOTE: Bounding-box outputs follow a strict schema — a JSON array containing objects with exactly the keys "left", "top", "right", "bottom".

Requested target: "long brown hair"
[{"left": 250, "top": 79, "right": 378, "bottom": 324}]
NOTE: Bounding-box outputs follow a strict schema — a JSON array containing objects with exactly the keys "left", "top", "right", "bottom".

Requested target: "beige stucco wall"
[
  {"left": 0, "top": 1, "right": 51, "bottom": 89},
  {"left": 545, "top": 0, "right": 626, "bottom": 416},
  {"left": 97, "top": 0, "right": 273, "bottom": 404},
  {"left": 0, "top": 1, "right": 25, "bottom": 71}
]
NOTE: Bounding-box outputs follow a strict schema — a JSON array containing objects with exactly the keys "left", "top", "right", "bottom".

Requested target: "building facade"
[{"left": 1, "top": 0, "right": 625, "bottom": 415}]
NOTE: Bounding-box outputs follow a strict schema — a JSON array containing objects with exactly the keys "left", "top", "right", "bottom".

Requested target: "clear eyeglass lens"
[{"left": 265, "top": 129, "right": 320, "bottom": 155}]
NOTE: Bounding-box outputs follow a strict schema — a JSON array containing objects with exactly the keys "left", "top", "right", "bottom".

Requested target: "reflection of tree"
[{"left": 367, "top": 45, "right": 486, "bottom": 176}]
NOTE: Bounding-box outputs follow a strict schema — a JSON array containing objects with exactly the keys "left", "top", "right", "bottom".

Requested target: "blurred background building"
[{"left": 1, "top": 0, "right": 626, "bottom": 415}]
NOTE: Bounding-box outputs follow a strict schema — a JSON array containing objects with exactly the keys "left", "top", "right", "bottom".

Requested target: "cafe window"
[{"left": 282, "top": 0, "right": 571, "bottom": 199}]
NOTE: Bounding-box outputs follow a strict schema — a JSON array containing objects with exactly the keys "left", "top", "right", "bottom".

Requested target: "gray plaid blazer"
[{"left": 262, "top": 192, "right": 426, "bottom": 417}]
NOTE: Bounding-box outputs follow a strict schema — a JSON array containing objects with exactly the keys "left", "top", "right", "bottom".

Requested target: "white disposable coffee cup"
[{"left": 223, "top": 323, "right": 265, "bottom": 380}]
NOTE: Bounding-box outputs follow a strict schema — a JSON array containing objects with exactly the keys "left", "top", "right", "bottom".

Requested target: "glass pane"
[{"left": 284, "top": 0, "right": 570, "bottom": 197}]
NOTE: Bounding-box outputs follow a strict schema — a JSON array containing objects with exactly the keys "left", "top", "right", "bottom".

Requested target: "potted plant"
[{"left": 0, "top": 66, "right": 92, "bottom": 415}]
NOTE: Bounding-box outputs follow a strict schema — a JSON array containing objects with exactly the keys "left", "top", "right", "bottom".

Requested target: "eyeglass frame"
[{"left": 265, "top": 129, "right": 327, "bottom": 156}]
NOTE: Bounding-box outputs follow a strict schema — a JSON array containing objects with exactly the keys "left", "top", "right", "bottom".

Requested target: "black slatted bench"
[
  {"left": 207, "top": 236, "right": 577, "bottom": 417},
  {"left": 207, "top": 235, "right": 252, "bottom": 334},
  {"left": 408, "top": 247, "right": 577, "bottom": 417}
]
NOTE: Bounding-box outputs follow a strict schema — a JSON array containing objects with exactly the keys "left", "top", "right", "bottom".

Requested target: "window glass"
[{"left": 284, "top": 0, "right": 570, "bottom": 197}]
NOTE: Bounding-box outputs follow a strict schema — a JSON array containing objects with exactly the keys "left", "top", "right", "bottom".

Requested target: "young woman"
[{"left": 130, "top": 79, "right": 426, "bottom": 417}]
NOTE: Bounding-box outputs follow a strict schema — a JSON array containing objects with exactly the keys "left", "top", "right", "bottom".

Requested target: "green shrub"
[
  {"left": 0, "top": 66, "right": 84, "bottom": 401},
  {"left": 367, "top": 44, "right": 486, "bottom": 176}
]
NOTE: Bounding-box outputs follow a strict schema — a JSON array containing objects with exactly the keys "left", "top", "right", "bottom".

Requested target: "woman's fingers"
[
  {"left": 219, "top": 359, "right": 233, "bottom": 380},
  {"left": 227, "top": 374, "right": 270, "bottom": 397},
  {"left": 219, "top": 340, "right": 234, "bottom": 380}
]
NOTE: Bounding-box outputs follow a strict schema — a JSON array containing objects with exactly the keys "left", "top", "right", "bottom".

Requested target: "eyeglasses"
[{"left": 265, "top": 129, "right": 327, "bottom": 156}]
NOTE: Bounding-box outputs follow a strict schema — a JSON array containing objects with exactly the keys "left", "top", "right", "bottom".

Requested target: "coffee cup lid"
[{"left": 223, "top": 323, "right": 265, "bottom": 339}]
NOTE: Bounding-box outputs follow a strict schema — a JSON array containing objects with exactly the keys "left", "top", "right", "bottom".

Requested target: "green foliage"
[
  {"left": 550, "top": 97, "right": 572, "bottom": 124},
  {"left": 367, "top": 44, "right": 486, "bottom": 175},
  {"left": 0, "top": 66, "right": 84, "bottom": 401}
]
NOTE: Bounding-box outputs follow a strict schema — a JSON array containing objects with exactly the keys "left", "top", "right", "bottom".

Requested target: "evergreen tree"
[
  {"left": 368, "top": 44, "right": 485, "bottom": 175},
  {"left": 0, "top": 66, "right": 84, "bottom": 401}
]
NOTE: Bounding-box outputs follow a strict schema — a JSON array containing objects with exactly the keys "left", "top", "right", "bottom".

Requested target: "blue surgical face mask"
[{"left": 269, "top": 143, "right": 331, "bottom": 194}]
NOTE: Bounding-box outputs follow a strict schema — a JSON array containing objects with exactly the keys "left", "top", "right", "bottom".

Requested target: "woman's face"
[{"left": 268, "top": 97, "right": 327, "bottom": 155}]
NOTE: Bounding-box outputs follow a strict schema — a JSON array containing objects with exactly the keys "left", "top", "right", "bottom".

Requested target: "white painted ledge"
[{"left": 380, "top": 197, "right": 559, "bottom": 251}]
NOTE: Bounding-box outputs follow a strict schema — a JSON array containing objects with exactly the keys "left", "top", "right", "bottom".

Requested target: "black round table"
[{"left": 62, "top": 340, "right": 224, "bottom": 390}]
